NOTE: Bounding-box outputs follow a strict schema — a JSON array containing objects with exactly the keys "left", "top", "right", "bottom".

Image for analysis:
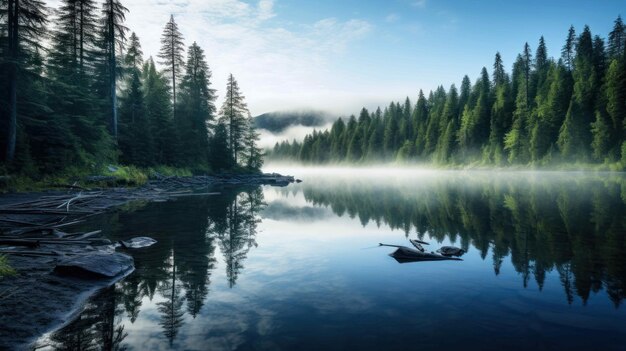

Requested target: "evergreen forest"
[
  {"left": 271, "top": 17, "right": 626, "bottom": 168},
  {"left": 0, "top": 0, "right": 263, "bottom": 179}
]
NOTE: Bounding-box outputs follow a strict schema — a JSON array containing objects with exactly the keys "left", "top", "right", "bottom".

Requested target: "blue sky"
[{"left": 49, "top": 0, "right": 626, "bottom": 115}]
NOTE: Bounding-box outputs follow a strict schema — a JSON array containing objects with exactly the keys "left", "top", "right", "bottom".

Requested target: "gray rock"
[
  {"left": 120, "top": 237, "right": 157, "bottom": 249},
  {"left": 437, "top": 246, "right": 465, "bottom": 257},
  {"left": 54, "top": 252, "right": 134, "bottom": 278}
]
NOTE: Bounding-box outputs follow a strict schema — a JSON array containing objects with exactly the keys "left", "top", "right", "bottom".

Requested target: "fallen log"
[
  {"left": 63, "top": 230, "right": 102, "bottom": 240},
  {"left": 0, "top": 238, "right": 110, "bottom": 246}
]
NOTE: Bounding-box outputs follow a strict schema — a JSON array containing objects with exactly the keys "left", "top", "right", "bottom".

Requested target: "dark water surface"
[{"left": 37, "top": 169, "right": 626, "bottom": 351}]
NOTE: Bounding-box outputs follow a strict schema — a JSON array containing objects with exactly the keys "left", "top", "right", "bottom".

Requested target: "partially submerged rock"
[
  {"left": 54, "top": 252, "right": 134, "bottom": 279},
  {"left": 120, "top": 236, "right": 157, "bottom": 249},
  {"left": 437, "top": 246, "right": 465, "bottom": 257}
]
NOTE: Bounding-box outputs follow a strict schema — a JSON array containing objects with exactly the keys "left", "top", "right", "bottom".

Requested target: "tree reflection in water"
[
  {"left": 47, "top": 286, "right": 128, "bottom": 350},
  {"left": 42, "top": 186, "right": 265, "bottom": 349},
  {"left": 40, "top": 174, "right": 626, "bottom": 350},
  {"left": 280, "top": 173, "right": 626, "bottom": 307}
]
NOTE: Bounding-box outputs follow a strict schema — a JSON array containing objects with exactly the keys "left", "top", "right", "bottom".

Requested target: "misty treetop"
[
  {"left": 272, "top": 17, "right": 626, "bottom": 167},
  {"left": 0, "top": 0, "right": 263, "bottom": 175}
]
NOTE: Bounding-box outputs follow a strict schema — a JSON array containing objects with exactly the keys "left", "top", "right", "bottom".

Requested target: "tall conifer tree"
[
  {"left": 158, "top": 15, "right": 185, "bottom": 120},
  {"left": 218, "top": 74, "right": 249, "bottom": 165},
  {"left": 178, "top": 42, "right": 216, "bottom": 166}
]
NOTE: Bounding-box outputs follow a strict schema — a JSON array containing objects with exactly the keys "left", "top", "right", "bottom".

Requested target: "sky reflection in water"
[{"left": 40, "top": 169, "right": 626, "bottom": 351}]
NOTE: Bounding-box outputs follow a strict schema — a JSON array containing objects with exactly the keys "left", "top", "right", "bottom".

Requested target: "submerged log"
[
  {"left": 379, "top": 244, "right": 463, "bottom": 263},
  {"left": 390, "top": 247, "right": 463, "bottom": 263},
  {"left": 409, "top": 239, "right": 428, "bottom": 252}
]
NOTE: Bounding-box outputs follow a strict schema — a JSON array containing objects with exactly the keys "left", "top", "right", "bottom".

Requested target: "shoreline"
[
  {"left": 263, "top": 161, "right": 626, "bottom": 172},
  {"left": 0, "top": 172, "right": 296, "bottom": 350}
]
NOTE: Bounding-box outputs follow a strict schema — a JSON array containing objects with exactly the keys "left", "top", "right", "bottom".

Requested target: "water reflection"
[
  {"left": 278, "top": 172, "right": 626, "bottom": 307},
  {"left": 39, "top": 186, "right": 265, "bottom": 350},
  {"left": 48, "top": 286, "right": 128, "bottom": 350},
  {"left": 37, "top": 172, "right": 626, "bottom": 350}
]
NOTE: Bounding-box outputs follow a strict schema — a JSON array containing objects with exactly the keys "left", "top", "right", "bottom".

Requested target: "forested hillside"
[
  {"left": 271, "top": 18, "right": 626, "bottom": 167},
  {"left": 0, "top": 0, "right": 262, "bottom": 177}
]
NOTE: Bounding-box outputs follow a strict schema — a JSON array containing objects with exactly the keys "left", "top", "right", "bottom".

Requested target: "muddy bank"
[{"left": 0, "top": 173, "right": 296, "bottom": 350}]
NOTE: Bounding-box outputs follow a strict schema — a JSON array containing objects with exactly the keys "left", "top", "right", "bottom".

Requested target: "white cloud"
[
  {"left": 47, "top": 0, "right": 373, "bottom": 116},
  {"left": 257, "top": 0, "right": 276, "bottom": 21}
]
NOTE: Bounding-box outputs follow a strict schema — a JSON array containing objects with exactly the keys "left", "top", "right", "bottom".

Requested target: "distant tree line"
[
  {"left": 271, "top": 17, "right": 626, "bottom": 166},
  {"left": 0, "top": 0, "right": 263, "bottom": 175}
]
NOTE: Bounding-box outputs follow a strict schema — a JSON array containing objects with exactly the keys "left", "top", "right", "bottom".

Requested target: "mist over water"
[{"left": 39, "top": 167, "right": 626, "bottom": 351}]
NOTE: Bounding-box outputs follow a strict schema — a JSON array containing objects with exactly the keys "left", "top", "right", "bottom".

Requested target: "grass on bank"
[
  {"left": 0, "top": 162, "right": 264, "bottom": 193},
  {"left": 0, "top": 255, "right": 16, "bottom": 278},
  {"left": 0, "top": 165, "right": 194, "bottom": 193}
]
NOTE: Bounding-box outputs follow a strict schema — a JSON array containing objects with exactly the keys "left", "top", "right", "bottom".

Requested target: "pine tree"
[
  {"left": 383, "top": 104, "right": 399, "bottom": 156},
  {"left": 208, "top": 121, "right": 234, "bottom": 171},
  {"left": 177, "top": 42, "right": 216, "bottom": 167},
  {"left": 218, "top": 74, "right": 249, "bottom": 165},
  {"left": 366, "top": 111, "right": 384, "bottom": 159},
  {"left": 527, "top": 38, "right": 552, "bottom": 163},
  {"left": 119, "top": 66, "right": 152, "bottom": 165},
  {"left": 435, "top": 84, "right": 459, "bottom": 162},
  {"left": 458, "top": 68, "right": 491, "bottom": 156},
  {"left": 534, "top": 37, "right": 549, "bottom": 95},
  {"left": 144, "top": 57, "right": 176, "bottom": 164},
  {"left": 505, "top": 55, "right": 531, "bottom": 163},
  {"left": 562, "top": 25, "right": 576, "bottom": 71},
  {"left": 591, "top": 36, "right": 610, "bottom": 161},
  {"left": 412, "top": 90, "right": 429, "bottom": 154},
  {"left": 158, "top": 15, "right": 185, "bottom": 120},
  {"left": 604, "top": 58, "right": 626, "bottom": 158},
  {"left": 523, "top": 43, "right": 532, "bottom": 108},
  {"left": 487, "top": 53, "right": 513, "bottom": 163},
  {"left": 242, "top": 116, "right": 263, "bottom": 171},
  {"left": 125, "top": 32, "right": 143, "bottom": 70},
  {"left": 424, "top": 87, "right": 446, "bottom": 156},
  {"left": 49, "top": 0, "right": 99, "bottom": 77},
  {"left": 119, "top": 35, "right": 152, "bottom": 166},
  {"left": 559, "top": 25, "right": 595, "bottom": 159},
  {"left": 608, "top": 15, "right": 625, "bottom": 59},
  {"left": 329, "top": 118, "right": 346, "bottom": 160},
  {"left": 493, "top": 52, "right": 507, "bottom": 86}
]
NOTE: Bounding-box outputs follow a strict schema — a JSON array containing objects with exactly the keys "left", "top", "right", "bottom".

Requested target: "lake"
[{"left": 36, "top": 168, "right": 626, "bottom": 351}]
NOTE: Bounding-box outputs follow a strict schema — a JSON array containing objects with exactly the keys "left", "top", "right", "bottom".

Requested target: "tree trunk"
[
  {"left": 79, "top": 1, "right": 84, "bottom": 73},
  {"left": 6, "top": 0, "right": 19, "bottom": 162},
  {"left": 109, "top": 1, "right": 118, "bottom": 140},
  {"left": 171, "top": 32, "right": 177, "bottom": 120}
]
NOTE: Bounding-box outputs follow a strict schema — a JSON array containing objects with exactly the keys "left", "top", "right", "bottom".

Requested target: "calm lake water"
[{"left": 37, "top": 168, "right": 626, "bottom": 351}]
